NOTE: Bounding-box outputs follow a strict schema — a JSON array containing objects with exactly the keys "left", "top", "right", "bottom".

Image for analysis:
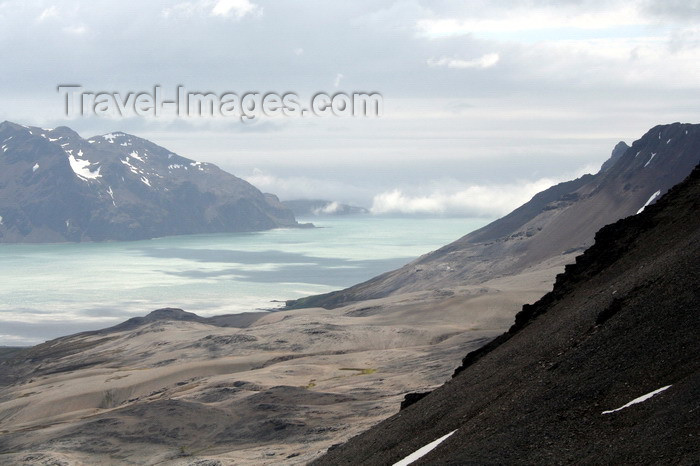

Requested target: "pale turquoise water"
[{"left": 0, "top": 216, "right": 491, "bottom": 345}]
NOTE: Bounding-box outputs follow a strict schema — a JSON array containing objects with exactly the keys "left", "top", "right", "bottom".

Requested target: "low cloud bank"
[
  {"left": 243, "top": 169, "right": 369, "bottom": 203},
  {"left": 370, "top": 177, "right": 568, "bottom": 217},
  {"left": 246, "top": 166, "right": 598, "bottom": 218}
]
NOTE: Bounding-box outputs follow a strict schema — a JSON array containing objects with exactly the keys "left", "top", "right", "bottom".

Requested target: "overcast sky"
[{"left": 1, "top": 0, "right": 700, "bottom": 215}]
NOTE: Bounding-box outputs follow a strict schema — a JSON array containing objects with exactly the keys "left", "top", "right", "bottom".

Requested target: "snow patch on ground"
[
  {"left": 121, "top": 159, "right": 141, "bottom": 175},
  {"left": 637, "top": 190, "right": 662, "bottom": 214},
  {"left": 32, "top": 163, "right": 39, "bottom": 172},
  {"left": 68, "top": 154, "right": 101, "bottom": 180},
  {"left": 0, "top": 215, "right": 3, "bottom": 225},
  {"left": 393, "top": 430, "right": 457, "bottom": 466},
  {"left": 602, "top": 385, "right": 672, "bottom": 415},
  {"left": 102, "top": 133, "right": 118, "bottom": 143},
  {"left": 140, "top": 176, "right": 151, "bottom": 187},
  {"left": 644, "top": 153, "right": 656, "bottom": 168},
  {"left": 129, "top": 151, "right": 145, "bottom": 162},
  {"left": 107, "top": 186, "right": 116, "bottom": 206}
]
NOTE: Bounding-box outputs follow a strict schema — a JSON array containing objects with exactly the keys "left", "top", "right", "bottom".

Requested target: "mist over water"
[{"left": 0, "top": 216, "right": 490, "bottom": 346}]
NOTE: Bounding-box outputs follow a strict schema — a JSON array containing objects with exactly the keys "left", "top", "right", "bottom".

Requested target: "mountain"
[
  {"left": 0, "top": 121, "right": 301, "bottom": 242},
  {"left": 287, "top": 123, "right": 700, "bottom": 309},
  {"left": 315, "top": 163, "right": 700, "bottom": 465},
  {"left": 1, "top": 124, "right": 696, "bottom": 464},
  {"left": 282, "top": 199, "right": 369, "bottom": 216}
]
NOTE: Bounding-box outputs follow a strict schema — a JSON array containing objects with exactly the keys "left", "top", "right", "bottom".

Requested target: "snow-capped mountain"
[{"left": 0, "top": 121, "right": 300, "bottom": 242}]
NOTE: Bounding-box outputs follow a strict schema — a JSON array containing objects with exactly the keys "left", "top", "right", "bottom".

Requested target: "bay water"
[{"left": 0, "top": 216, "right": 490, "bottom": 346}]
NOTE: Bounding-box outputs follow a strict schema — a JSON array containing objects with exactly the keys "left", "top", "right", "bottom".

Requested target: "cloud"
[
  {"left": 162, "top": 0, "right": 261, "bottom": 19},
  {"left": 37, "top": 6, "right": 58, "bottom": 22},
  {"left": 62, "top": 25, "right": 87, "bottom": 35},
  {"left": 211, "top": 0, "right": 260, "bottom": 18},
  {"left": 313, "top": 201, "right": 341, "bottom": 215},
  {"left": 242, "top": 169, "right": 370, "bottom": 202},
  {"left": 1, "top": 0, "right": 699, "bottom": 202},
  {"left": 427, "top": 53, "right": 499, "bottom": 69},
  {"left": 243, "top": 169, "right": 591, "bottom": 218},
  {"left": 644, "top": 0, "right": 700, "bottom": 23},
  {"left": 416, "top": 4, "right": 648, "bottom": 38},
  {"left": 0, "top": 333, "right": 44, "bottom": 346},
  {"left": 369, "top": 171, "right": 597, "bottom": 217}
]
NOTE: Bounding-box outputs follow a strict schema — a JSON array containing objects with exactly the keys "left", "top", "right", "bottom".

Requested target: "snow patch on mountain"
[
  {"left": 393, "top": 430, "right": 457, "bottom": 466},
  {"left": 644, "top": 153, "right": 656, "bottom": 168},
  {"left": 129, "top": 151, "right": 144, "bottom": 162},
  {"left": 121, "top": 159, "right": 141, "bottom": 175},
  {"left": 602, "top": 385, "right": 672, "bottom": 415},
  {"left": 636, "top": 190, "right": 661, "bottom": 214},
  {"left": 68, "top": 154, "right": 101, "bottom": 180},
  {"left": 107, "top": 186, "right": 116, "bottom": 206}
]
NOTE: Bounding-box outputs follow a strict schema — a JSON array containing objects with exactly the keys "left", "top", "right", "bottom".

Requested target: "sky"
[{"left": 1, "top": 0, "right": 700, "bottom": 216}]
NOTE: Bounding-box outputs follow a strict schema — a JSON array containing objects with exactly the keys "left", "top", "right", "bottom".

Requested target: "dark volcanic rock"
[
  {"left": 399, "top": 391, "right": 431, "bottom": 410},
  {"left": 0, "top": 121, "right": 299, "bottom": 242},
  {"left": 314, "top": 165, "right": 700, "bottom": 465}
]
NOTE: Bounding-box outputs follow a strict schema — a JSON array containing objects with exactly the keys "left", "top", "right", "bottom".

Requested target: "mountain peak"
[
  {"left": 88, "top": 131, "right": 133, "bottom": 144},
  {"left": 599, "top": 140, "right": 630, "bottom": 173},
  {"left": 0, "top": 120, "right": 28, "bottom": 131},
  {"left": 0, "top": 122, "right": 300, "bottom": 242}
]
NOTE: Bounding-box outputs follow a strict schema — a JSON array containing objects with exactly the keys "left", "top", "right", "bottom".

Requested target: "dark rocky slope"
[
  {"left": 0, "top": 121, "right": 300, "bottom": 242},
  {"left": 289, "top": 123, "right": 699, "bottom": 309},
  {"left": 316, "top": 164, "right": 700, "bottom": 464}
]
